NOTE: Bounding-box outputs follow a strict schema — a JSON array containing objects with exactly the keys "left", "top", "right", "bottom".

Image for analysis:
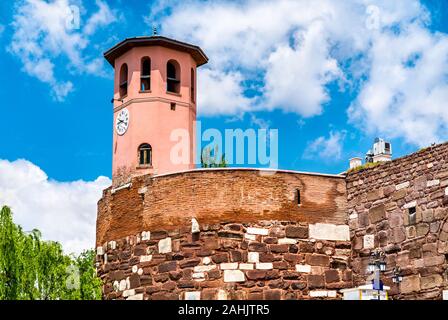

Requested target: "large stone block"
[
  {"left": 420, "top": 274, "right": 443, "bottom": 290},
  {"left": 295, "top": 264, "right": 311, "bottom": 273},
  {"left": 305, "top": 254, "right": 330, "bottom": 267},
  {"left": 369, "top": 204, "right": 386, "bottom": 224},
  {"left": 285, "top": 226, "right": 309, "bottom": 239},
  {"left": 158, "top": 237, "right": 172, "bottom": 254},
  {"left": 246, "top": 227, "right": 269, "bottom": 236},
  {"left": 400, "top": 275, "right": 420, "bottom": 294},
  {"left": 309, "top": 223, "right": 350, "bottom": 241},
  {"left": 363, "top": 234, "right": 375, "bottom": 249},
  {"left": 308, "top": 275, "right": 325, "bottom": 289},
  {"left": 223, "top": 270, "right": 245, "bottom": 282}
]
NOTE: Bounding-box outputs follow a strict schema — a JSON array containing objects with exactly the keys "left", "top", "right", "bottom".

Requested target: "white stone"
[
  {"left": 119, "top": 280, "right": 127, "bottom": 291},
  {"left": 96, "top": 246, "right": 104, "bottom": 255},
  {"left": 108, "top": 241, "right": 116, "bottom": 250},
  {"left": 246, "top": 227, "right": 269, "bottom": 236},
  {"left": 192, "top": 272, "right": 205, "bottom": 279},
  {"left": 138, "top": 268, "right": 143, "bottom": 276},
  {"left": 184, "top": 291, "right": 201, "bottom": 300},
  {"left": 309, "top": 290, "right": 328, "bottom": 297},
  {"left": 327, "top": 291, "right": 337, "bottom": 298},
  {"left": 427, "top": 180, "right": 440, "bottom": 187},
  {"left": 309, "top": 223, "right": 350, "bottom": 241},
  {"left": 191, "top": 218, "right": 200, "bottom": 233},
  {"left": 349, "top": 213, "right": 358, "bottom": 220},
  {"left": 123, "top": 289, "right": 135, "bottom": 297},
  {"left": 127, "top": 294, "right": 144, "bottom": 300},
  {"left": 104, "top": 254, "right": 108, "bottom": 264},
  {"left": 202, "top": 257, "right": 211, "bottom": 265},
  {"left": 427, "top": 163, "right": 434, "bottom": 169},
  {"left": 256, "top": 263, "right": 273, "bottom": 270},
  {"left": 244, "top": 234, "right": 256, "bottom": 241},
  {"left": 278, "top": 238, "right": 297, "bottom": 244},
  {"left": 295, "top": 264, "right": 312, "bottom": 273},
  {"left": 223, "top": 270, "right": 245, "bottom": 283},
  {"left": 445, "top": 187, "right": 448, "bottom": 196},
  {"left": 220, "top": 262, "right": 238, "bottom": 270},
  {"left": 194, "top": 265, "right": 216, "bottom": 272},
  {"left": 363, "top": 234, "right": 375, "bottom": 249},
  {"left": 141, "top": 231, "right": 150, "bottom": 241},
  {"left": 396, "top": 181, "right": 410, "bottom": 190},
  {"left": 140, "top": 255, "right": 152, "bottom": 263},
  {"left": 443, "top": 290, "right": 448, "bottom": 300},
  {"left": 217, "top": 289, "right": 228, "bottom": 300},
  {"left": 239, "top": 263, "right": 254, "bottom": 270},
  {"left": 126, "top": 277, "right": 130, "bottom": 290},
  {"left": 158, "top": 237, "right": 172, "bottom": 254},
  {"left": 113, "top": 281, "right": 119, "bottom": 291},
  {"left": 132, "top": 265, "right": 138, "bottom": 273},
  {"left": 248, "top": 252, "right": 259, "bottom": 263},
  {"left": 138, "top": 187, "right": 147, "bottom": 194},
  {"left": 403, "top": 201, "right": 417, "bottom": 209}
]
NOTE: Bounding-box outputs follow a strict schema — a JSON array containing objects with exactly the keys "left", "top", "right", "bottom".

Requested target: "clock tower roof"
[{"left": 104, "top": 35, "right": 208, "bottom": 67}]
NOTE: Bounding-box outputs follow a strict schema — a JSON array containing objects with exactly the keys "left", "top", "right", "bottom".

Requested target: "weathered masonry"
[
  {"left": 96, "top": 143, "right": 448, "bottom": 300},
  {"left": 96, "top": 169, "right": 353, "bottom": 300},
  {"left": 347, "top": 142, "right": 448, "bottom": 300}
]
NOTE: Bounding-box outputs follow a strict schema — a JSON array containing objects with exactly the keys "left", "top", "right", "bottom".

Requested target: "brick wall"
[
  {"left": 97, "top": 169, "right": 347, "bottom": 245},
  {"left": 346, "top": 143, "right": 448, "bottom": 299},
  {"left": 96, "top": 221, "right": 353, "bottom": 300},
  {"left": 96, "top": 169, "right": 350, "bottom": 300}
]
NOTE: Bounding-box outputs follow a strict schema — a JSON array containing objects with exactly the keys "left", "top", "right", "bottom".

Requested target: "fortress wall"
[
  {"left": 96, "top": 221, "right": 353, "bottom": 300},
  {"left": 346, "top": 142, "right": 448, "bottom": 299},
  {"left": 97, "top": 169, "right": 347, "bottom": 245},
  {"left": 96, "top": 169, "right": 351, "bottom": 300}
]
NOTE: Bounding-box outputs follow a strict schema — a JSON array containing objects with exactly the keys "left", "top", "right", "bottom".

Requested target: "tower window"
[
  {"left": 408, "top": 207, "right": 416, "bottom": 225},
  {"left": 191, "top": 68, "right": 195, "bottom": 102},
  {"left": 140, "top": 57, "right": 151, "bottom": 92},
  {"left": 119, "top": 63, "right": 128, "bottom": 97},
  {"left": 170, "top": 102, "right": 176, "bottom": 111},
  {"left": 138, "top": 143, "right": 152, "bottom": 166},
  {"left": 297, "top": 189, "right": 301, "bottom": 206},
  {"left": 167, "top": 60, "right": 180, "bottom": 93}
]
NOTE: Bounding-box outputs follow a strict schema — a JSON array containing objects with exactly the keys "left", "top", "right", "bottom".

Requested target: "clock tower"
[{"left": 104, "top": 35, "right": 208, "bottom": 184}]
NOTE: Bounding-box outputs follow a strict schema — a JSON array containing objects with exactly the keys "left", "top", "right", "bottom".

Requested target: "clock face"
[{"left": 115, "top": 108, "right": 129, "bottom": 136}]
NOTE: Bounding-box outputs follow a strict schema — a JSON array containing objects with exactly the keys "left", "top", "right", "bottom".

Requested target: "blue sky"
[{"left": 0, "top": 0, "right": 447, "bottom": 253}]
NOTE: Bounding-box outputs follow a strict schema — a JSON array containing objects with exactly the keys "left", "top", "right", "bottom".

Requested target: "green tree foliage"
[
  {"left": 201, "top": 145, "right": 228, "bottom": 168},
  {"left": 0, "top": 206, "right": 102, "bottom": 300}
]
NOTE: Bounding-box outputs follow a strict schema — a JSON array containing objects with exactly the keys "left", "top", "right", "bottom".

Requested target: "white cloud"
[
  {"left": 9, "top": 0, "right": 117, "bottom": 101},
  {"left": 264, "top": 21, "right": 341, "bottom": 117},
  {"left": 152, "top": 0, "right": 448, "bottom": 146},
  {"left": 198, "top": 68, "right": 253, "bottom": 116},
  {"left": 0, "top": 159, "right": 111, "bottom": 254},
  {"left": 348, "top": 24, "right": 448, "bottom": 147},
  {"left": 303, "top": 131, "right": 347, "bottom": 160},
  {"left": 152, "top": 0, "right": 411, "bottom": 116},
  {"left": 84, "top": 0, "right": 116, "bottom": 35}
]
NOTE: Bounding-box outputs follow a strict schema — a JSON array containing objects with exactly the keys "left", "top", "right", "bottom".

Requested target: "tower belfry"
[{"left": 104, "top": 36, "right": 208, "bottom": 184}]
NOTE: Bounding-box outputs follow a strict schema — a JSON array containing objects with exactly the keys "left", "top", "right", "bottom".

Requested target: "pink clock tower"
[{"left": 104, "top": 35, "right": 208, "bottom": 184}]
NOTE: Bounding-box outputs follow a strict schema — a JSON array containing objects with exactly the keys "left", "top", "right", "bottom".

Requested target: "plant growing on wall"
[
  {"left": 0, "top": 206, "right": 102, "bottom": 300},
  {"left": 201, "top": 145, "right": 228, "bottom": 168}
]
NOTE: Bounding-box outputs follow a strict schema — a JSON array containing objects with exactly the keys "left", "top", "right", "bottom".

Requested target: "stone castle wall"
[
  {"left": 96, "top": 169, "right": 352, "bottom": 300},
  {"left": 96, "top": 221, "right": 353, "bottom": 300},
  {"left": 346, "top": 142, "right": 448, "bottom": 299},
  {"left": 96, "top": 144, "right": 448, "bottom": 300},
  {"left": 97, "top": 169, "right": 347, "bottom": 245}
]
